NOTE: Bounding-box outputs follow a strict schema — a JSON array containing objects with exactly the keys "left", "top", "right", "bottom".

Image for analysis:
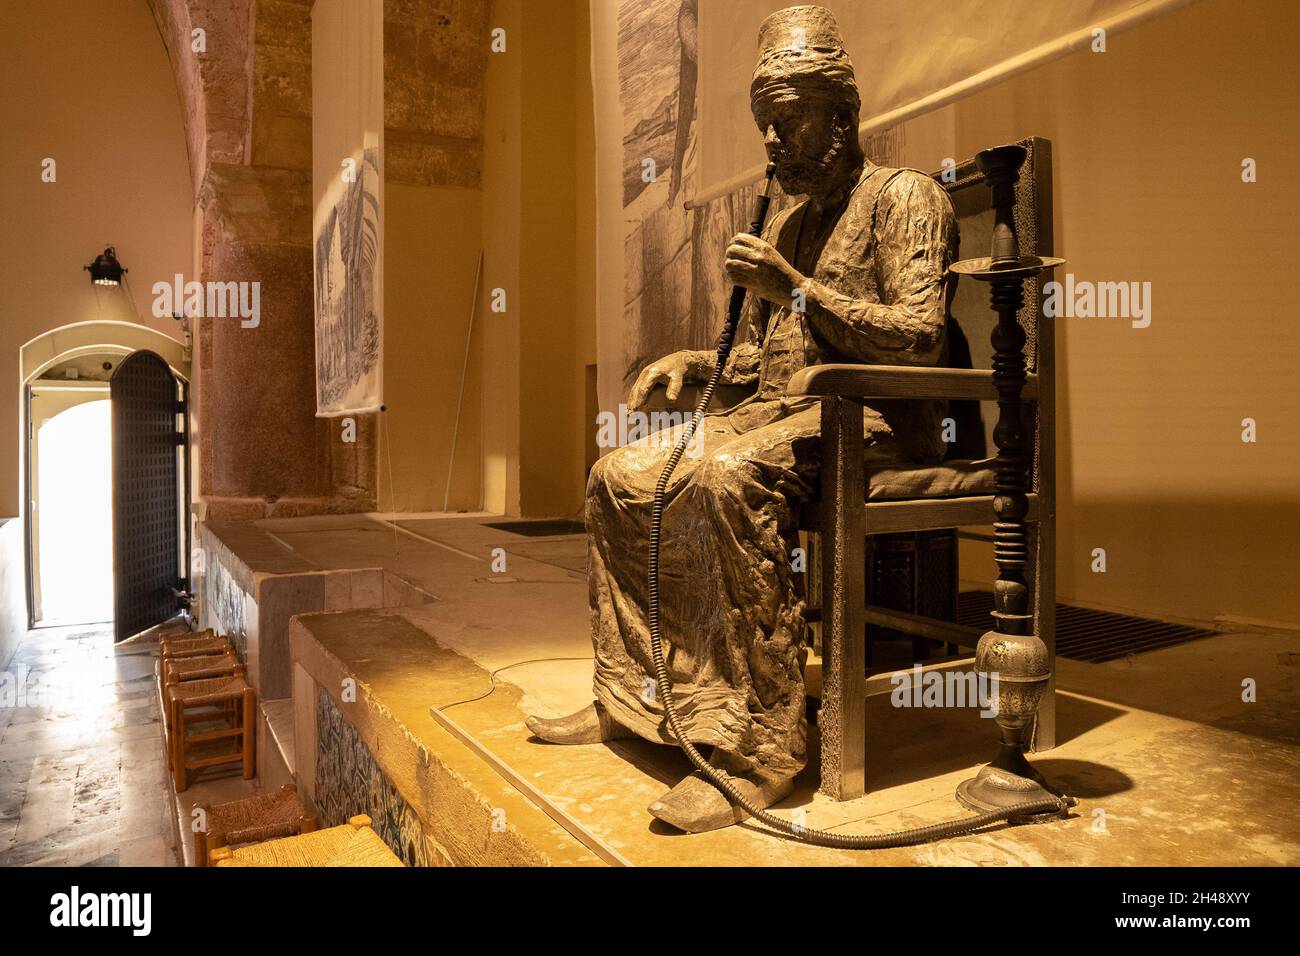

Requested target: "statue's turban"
[{"left": 750, "top": 5, "right": 859, "bottom": 115}]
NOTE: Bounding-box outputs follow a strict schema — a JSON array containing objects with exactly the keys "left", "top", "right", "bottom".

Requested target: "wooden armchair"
[{"left": 793, "top": 137, "right": 1058, "bottom": 800}]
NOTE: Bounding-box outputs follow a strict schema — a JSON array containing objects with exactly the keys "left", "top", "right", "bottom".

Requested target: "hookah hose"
[{"left": 644, "top": 163, "right": 1069, "bottom": 848}]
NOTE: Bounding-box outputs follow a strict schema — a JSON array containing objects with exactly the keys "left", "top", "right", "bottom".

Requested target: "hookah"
[{"left": 644, "top": 149, "right": 1075, "bottom": 848}]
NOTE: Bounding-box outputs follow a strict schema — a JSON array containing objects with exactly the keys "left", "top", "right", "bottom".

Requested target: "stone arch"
[
  {"left": 21, "top": 322, "right": 191, "bottom": 628},
  {"left": 21, "top": 321, "right": 191, "bottom": 385}
]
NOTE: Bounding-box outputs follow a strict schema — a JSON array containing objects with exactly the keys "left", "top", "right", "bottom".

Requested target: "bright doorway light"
[{"left": 36, "top": 399, "right": 113, "bottom": 625}]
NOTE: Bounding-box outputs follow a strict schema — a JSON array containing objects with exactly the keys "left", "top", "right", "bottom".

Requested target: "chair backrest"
[{"left": 929, "top": 137, "right": 1056, "bottom": 493}]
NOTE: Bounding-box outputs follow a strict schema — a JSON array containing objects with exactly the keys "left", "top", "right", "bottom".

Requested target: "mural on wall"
[
  {"left": 314, "top": 143, "right": 382, "bottom": 415},
  {"left": 616, "top": 0, "right": 756, "bottom": 393}
]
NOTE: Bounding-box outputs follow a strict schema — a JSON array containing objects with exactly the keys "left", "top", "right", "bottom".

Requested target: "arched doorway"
[
  {"left": 31, "top": 396, "right": 113, "bottom": 625},
  {"left": 20, "top": 322, "right": 191, "bottom": 635}
]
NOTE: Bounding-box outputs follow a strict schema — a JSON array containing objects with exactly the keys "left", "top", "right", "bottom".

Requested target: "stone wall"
[
  {"left": 384, "top": 0, "right": 487, "bottom": 188},
  {"left": 378, "top": 0, "right": 492, "bottom": 511}
]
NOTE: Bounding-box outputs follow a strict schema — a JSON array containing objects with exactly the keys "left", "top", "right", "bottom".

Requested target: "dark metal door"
[{"left": 111, "top": 350, "right": 185, "bottom": 642}]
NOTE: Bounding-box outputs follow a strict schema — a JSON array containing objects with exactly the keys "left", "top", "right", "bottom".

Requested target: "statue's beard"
[{"left": 774, "top": 123, "right": 853, "bottom": 196}]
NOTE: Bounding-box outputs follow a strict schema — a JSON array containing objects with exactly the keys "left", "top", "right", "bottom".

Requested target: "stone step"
[{"left": 257, "top": 698, "right": 296, "bottom": 793}]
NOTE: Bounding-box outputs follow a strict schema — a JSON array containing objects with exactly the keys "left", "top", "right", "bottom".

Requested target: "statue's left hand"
[{"left": 724, "top": 233, "right": 803, "bottom": 308}]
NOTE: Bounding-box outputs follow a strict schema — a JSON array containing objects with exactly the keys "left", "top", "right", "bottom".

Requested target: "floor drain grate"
[
  {"left": 957, "top": 590, "right": 1217, "bottom": 663},
  {"left": 484, "top": 519, "right": 586, "bottom": 537}
]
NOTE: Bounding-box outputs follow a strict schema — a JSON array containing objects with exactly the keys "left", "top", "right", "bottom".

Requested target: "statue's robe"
[{"left": 587, "top": 163, "right": 959, "bottom": 776}]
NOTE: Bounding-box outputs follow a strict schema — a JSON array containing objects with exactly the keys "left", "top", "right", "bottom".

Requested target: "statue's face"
[{"left": 752, "top": 92, "right": 852, "bottom": 196}]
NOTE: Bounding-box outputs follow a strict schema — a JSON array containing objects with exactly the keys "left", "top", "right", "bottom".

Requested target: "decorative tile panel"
[
  {"left": 314, "top": 687, "right": 433, "bottom": 867},
  {"left": 202, "top": 550, "right": 249, "bottom": 663}
]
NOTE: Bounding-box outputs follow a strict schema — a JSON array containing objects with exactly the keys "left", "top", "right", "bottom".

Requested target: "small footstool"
[
  {"left": 164, "top": 652, "right": 242, "bottom": 686},
  {"left": 166, "top": 674, "right": 255, "bottom": 791},
  {"left": 209, "top": 814, "right": 404, "bottom": 867},
  {"left": 162, "top": 634, "right": 232, "bottom": 660},
  {"left": 194, "top": 784, "right": 317, "bottom": 866}
]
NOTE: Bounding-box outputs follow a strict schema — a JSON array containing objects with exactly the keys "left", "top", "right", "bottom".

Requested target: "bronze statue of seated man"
[{"left": 527, "top": 4, "right": 959, "bottom": 833}]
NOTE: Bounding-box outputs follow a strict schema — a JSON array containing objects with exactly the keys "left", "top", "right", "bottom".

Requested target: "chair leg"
[
  {"left": 205, "top": 831, "right": 227, "bottom": 867},
  {"left": 818, "top": 396, "right": 867, "bottom": 801},
  {"left": 172, "top": 702, "right": 188, "bottom": 792},
  {"left": 194, "top": 829, "right": 208, "bottom": 868},
  {"left": 163, "top": 696, "right": 174, "bottom": 771},
  {"left": 242, "top": 687, "right": 255, "bottom": 779}
]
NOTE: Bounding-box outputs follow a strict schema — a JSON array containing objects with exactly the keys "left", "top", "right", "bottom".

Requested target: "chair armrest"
[{"left": 787, "top": 364, "right": 1038, "bottom": 401}]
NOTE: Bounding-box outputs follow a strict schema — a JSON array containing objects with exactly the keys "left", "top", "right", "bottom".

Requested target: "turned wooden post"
[
  {"left": 953, "top": 144, "right": 1068, "bottom": 814},
  {"left": 242, "top": 687, "right": 256, "bottom": 779},
  {"left": 989, "top": 292, "right": 1032, "bottom": 636},
  {"left": 171, "top": 698, "right": 187, "bottom": 792}
]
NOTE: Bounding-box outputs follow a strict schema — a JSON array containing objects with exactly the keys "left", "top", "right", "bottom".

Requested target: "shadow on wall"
[
  {"left": 1056, "top": 497, "right": 1300, "bottom": 630},
  {"left": 960, "top": 497, "right": 1300, "bottom": 630}
]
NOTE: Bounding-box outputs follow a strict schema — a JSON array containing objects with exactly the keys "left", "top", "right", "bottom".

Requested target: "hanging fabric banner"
[{"left": 312, "top": 0, "right": 384, "bottom": 417}]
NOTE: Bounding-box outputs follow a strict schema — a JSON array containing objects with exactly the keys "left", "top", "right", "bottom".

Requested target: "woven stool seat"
[
  {"left": 211, "top": 815, "right": 404, "bottom": 867},
  {"left": 167, "top": 674, "right": 249, "bottom": 706},
  {"left": 162, "top": 628, "right": 215, "bottom": 645},
  {"left": 164, "top": 653, "right": 240, "bottom": 683},
  {"left": 163, "top": 635, "right": 231, "bottom": 659},
  {"left": 194, "top": 784, "right": 317, "bottom": 865},
  {"left": 209, "top": 786, "right": 307, "bottom": 844}
]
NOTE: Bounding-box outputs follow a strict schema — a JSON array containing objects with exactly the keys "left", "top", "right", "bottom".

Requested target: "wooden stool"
[
  {"left": 166, "top": 675, "right": 255, "bottom": 792},
  {"left": 161, "top": 628, "right": 215, "bottom": 646},
  {"left": 194, "top": 784, "right": 317, "bottom": 867},
  {"left": 164, "top": 653, "right": 242, "bottom": 685},
  {"left": 162, "top": 634, "right": 231, "bottom": 660},
  {"left": 209, "top": 815, "right": 404, "bottom": 867},
  {"left": 159, "top": 654, "right": 243, "bottom": 739}
]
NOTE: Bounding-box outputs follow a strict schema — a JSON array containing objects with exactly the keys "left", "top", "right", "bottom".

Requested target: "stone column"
[{"left": 152, "top": 0, "right": 377, "bottom": 519}]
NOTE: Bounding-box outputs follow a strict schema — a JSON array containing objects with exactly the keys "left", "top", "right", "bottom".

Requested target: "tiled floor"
[{"left": 0, "top": 623, "right": 176, "bottom": 866}]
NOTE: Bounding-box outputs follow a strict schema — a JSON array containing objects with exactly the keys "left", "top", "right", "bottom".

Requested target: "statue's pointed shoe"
[
  {"left": 525, "top": 702, "right": 635, "bottom": 744},
  {"left": 648, "top": 769, "right": 794, "bottom": 833}
]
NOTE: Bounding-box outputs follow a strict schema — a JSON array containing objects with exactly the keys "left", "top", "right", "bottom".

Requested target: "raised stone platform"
[
  {"left": 272, "top": 515, "right": 1300, "bottom": 867},
  {"left": 198, "top": 516, "right": 438, "bottom": 700}
]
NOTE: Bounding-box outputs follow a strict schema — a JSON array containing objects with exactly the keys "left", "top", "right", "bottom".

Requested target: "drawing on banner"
[{"left": 314, "top": 143, "right": 381, "bottom": 415}]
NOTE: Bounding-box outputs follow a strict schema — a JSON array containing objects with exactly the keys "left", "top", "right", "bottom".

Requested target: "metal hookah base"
[{"left": 956, "top": 745, "right": 1071, "bottom": 822}]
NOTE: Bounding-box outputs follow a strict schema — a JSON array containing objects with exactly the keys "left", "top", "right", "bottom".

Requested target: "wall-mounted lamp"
[{"left": 85, "top": 246, "right": 126, "bottom": 286}]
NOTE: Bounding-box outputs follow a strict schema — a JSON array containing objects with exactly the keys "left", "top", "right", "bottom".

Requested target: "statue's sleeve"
[
  {"left": 722, "top": 286, "right": 772, "bottom": 385},
  {"left": 804, "top": 170, "right": 956, "bottom": 366}
]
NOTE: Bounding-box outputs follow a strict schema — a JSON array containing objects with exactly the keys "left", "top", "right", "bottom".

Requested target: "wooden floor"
[{"left": 0, "top": 623, "right": 176, "bottom": 866}]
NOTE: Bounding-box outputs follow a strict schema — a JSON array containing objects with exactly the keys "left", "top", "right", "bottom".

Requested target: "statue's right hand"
[{"left": 627, "top": 351, "right": 699, "bottom": 412}]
